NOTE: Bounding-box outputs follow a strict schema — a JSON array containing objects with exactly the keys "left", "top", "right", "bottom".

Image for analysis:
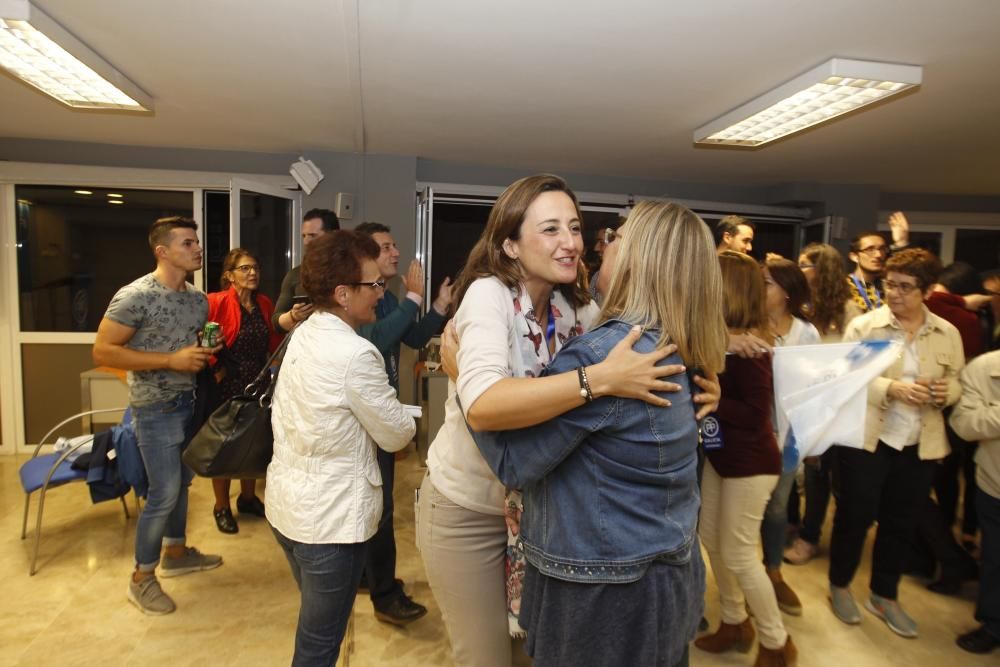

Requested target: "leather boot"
[
  {"left": 694, "top": 618, "right": 755, "bottom": 653},
  {"left": 754, "top": 636, "right": 797, "bottom": 667}
]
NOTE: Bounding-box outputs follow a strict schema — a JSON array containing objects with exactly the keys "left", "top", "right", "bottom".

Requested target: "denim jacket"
[{"left": 471, "top": 320, "right": 701, "bottom": 584}]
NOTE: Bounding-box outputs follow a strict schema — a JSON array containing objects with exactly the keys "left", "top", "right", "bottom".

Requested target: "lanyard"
[
  {"left": 544, "top": 303, "right": 556, "bottom": 354},
  {"left": 850, "top": 274, "right": 882, "bottom": 311}
]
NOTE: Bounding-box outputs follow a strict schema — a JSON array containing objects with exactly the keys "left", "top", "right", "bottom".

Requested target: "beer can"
[{"left": 201, "top": 322, "right": 221, "bottom": 348}]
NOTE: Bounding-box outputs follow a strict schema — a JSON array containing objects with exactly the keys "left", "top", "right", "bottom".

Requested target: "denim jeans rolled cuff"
[
  {"left": 762, "top": 468, "right": 797, "bottom": 567},
  {"left": 132, "top": 392, "right": 196, "bottom": 569}
]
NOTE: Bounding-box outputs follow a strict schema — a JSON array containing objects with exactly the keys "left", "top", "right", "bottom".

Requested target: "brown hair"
[
  {"left": 219, "top": 247, "right": 257, "bottom": 289},
  {"left": 765, "top": 257, "right": 811, "bottom": 322},
  {"left": 451, "top": 174, "right": 590, "bottom": 311},
  {"left": 148, "top": 216, "right": 197, "bottom": 253},
  {"left": 301, "top": 230, "right": 380, "bottom": 308},
  {"left": 719, "top": 250, "right": 773, "bottom": 344},
  {"left": 801, "top": 243, "right": 852, "bottom": 334},
  {"left": 885, "top": 248, "right": 942, "bottom": 290}
]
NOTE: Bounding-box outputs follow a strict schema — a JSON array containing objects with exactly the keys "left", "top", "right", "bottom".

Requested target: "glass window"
[
  {"left": 954, "top": 228, "right": 1000, "bottom": 272},
  {"left": 15, "top": 186, "right": 193, "bottom": 332}
]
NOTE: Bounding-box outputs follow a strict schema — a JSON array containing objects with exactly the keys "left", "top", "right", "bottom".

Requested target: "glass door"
[{"left": 229, "top": 179, "right": 301, "bottom": 303}]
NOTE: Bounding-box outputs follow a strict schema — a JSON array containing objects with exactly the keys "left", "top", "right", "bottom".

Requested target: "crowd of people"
[{"left": 89, "top": 179, "right": 1000, "bottom": 666}]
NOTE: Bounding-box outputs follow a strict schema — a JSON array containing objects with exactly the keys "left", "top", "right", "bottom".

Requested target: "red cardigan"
[
  {"left": 206, "top": 287, "right": 284, "bottom": 364},
  {"left": 708, "top": 354, "right": 781, "bottom": 478},
  {"left": 926, "top": 291, "right": 982, "bottom": 360}
]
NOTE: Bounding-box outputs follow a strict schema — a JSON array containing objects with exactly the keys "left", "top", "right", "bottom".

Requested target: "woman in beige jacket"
[{"left": 828, "top": 248, "right": 964, "bottom": 639}]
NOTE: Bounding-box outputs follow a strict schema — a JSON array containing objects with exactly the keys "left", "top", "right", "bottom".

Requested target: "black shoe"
[
  {"left": 957, "top": 627, "right": 1000, "bottom": 654},
  {"left": 374, "top": 592, "right": 428, "bottom": 626},
  {"left": 214, "top": 507, "right": 239, "bottom": 534},
  {"left": 236, "top": 495, "right": 266, "bottom": 518},
  {"left": 698, "top": 616, "right": 710, "bottom": 632}
]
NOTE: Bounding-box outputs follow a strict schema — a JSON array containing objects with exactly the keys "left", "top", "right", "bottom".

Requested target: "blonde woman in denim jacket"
[{"left": 471, "top": 202, "right": 727, "bottom": 667}]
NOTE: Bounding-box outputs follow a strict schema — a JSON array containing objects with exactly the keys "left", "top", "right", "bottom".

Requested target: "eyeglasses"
[
  {"left": 603, "top": 228, "right": 620, "bottom": 245},
  {"left": 348, "top": 279, "right": 387, "bottom": 290},
  {"left": 234, "top": 264, "right": 259, "bottom": 273},
  {"left": 857, "top": 245, "right": 888, "bottom": 256},
  {"left": 883, "top": 279, "right": 920, "bottom": 295},
  {"left": 798, "top": 263, "right": 815, "bottom": 270}
]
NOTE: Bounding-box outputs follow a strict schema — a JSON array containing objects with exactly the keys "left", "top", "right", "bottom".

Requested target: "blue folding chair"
[{"left": 20, "top": 408, "right": 133, "bottom": 575}]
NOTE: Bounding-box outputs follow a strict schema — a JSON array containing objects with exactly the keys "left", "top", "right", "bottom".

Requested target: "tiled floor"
[{"left": 1, "top": 448, "right": 993, "bottom": 666}]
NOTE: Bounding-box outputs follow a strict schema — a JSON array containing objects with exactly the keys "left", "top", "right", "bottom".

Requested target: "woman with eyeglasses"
[
  {"left": 827, "top": 248, "right": 964, "bottom": 638},
  {"left": 267, "top": 231, "right": 415, "bottom": 665},
  {"left": 420, "top": 175, "right": 721, "bottom": 667},
  {"left": 205, "top": 248, "right": 284, "bottom": 533}
]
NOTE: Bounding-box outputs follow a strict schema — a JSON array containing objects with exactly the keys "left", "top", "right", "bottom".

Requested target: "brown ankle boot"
[
  {"left": 694, "top": 618, "right": 755, "bottom": 653},
  {"left": 767, "top": 567, "right": 803, "bottom": 616},
  {"left": 753, "top": 636, "right": 797, "bottom": 667}
]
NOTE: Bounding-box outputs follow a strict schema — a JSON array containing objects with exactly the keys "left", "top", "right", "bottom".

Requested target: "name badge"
[{"left": 701, "top": 415, "right": 724, "bottom": 451}]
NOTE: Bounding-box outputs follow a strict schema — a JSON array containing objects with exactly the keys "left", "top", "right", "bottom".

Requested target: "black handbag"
[{"left": 183, "top": 332, "right": 293, "bottom": 479}]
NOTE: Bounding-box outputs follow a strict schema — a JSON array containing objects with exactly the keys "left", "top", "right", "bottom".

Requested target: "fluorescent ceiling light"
[
  {"left": 73, "top": 189, "right": 91, "bottom": 195},
  {"left": 108, "top": 199, "right": 123, "bottom": 205},
  {"left": 694, "top": 58, "right": 921, "bottom": 148},
  {"left": 0, "top": 0, "right": 153, "bottom": 111},
  {"left": 106, "top": 193, "right": 122, "bottom": 198}
]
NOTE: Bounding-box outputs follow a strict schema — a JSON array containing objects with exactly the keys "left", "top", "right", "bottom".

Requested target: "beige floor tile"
[{"left": 1, "top": 448, "right": 993, "bottom": 666}]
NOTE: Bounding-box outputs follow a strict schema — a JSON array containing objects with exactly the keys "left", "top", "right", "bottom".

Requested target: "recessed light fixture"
[
  {"left": 73, "top": 189, "right": 92, "bottom": 195},
  {"left": 106, "top": 193, "right": 123, "bottom": 198},
  {"left": 108, "top": 199, "right": 124, "bottom": 205},
  {"left": 694, "top": 57, "right": 922, "bottom": 148},
  {"left": 0, "top": 0, "right": 154, "bottom": 111}
]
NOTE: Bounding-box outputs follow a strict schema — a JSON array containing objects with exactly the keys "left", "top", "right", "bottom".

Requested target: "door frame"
[{"left": 0, "top": 162, "right": 295, "bottom": 452}]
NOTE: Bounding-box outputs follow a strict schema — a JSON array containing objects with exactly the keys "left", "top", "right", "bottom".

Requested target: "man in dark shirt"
[
  {"left": 355, "top": 221, "right": 453, "bottom": 625},
  {"left": 272, "top": 208, "right": 339, "bottom": 333}
]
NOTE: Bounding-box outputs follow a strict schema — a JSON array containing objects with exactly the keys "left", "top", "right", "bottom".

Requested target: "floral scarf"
[{"left": 505, "top": 284, "right": 585, "bottom": 637}]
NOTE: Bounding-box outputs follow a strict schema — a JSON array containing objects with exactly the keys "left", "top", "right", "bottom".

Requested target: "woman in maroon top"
[
  {"left": 206, "top": 248, "right": 283, "bottom": 533},
  {"left": 696, "top": 251, "right": 794, "bottom": 667}
]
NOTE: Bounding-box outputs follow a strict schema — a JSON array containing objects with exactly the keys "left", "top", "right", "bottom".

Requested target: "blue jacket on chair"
[{"left": 471, "top": 320, "right": 702, "bottom": 584}]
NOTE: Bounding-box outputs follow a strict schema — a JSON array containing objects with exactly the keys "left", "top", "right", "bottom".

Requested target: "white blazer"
[{"left": 266, "top": 311, "right": 415, "bottom": 544}]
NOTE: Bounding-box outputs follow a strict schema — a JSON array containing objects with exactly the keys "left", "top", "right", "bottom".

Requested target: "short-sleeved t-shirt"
[{"left": 104, "top": 273, "right": 208, "bottom": 407}]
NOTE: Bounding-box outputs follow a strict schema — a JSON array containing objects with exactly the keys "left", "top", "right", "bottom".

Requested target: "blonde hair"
[
  {"left": 719, "top": 250, "right": 774, "bottom": 345},
  {"left": 599, "top": 201, "right": 727, "bottom": 375}
]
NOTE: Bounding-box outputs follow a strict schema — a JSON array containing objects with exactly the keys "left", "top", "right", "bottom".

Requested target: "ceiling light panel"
[
  {"left": 694, "top": 58, "right": 921, "bottom": 148},
  {"left": 0, "top": 0, "right": 153, "bottom": 111}
]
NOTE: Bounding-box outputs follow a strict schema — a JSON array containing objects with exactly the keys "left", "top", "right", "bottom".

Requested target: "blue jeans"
[
  {"left": 272, "top": 527, "right": 367, "bottom": 667},
  {"left": 761, "top": 467, "right": 797, "bottom": 568},
  {"left": 132, "top": 392, "right": 195, "bottom": 570}
]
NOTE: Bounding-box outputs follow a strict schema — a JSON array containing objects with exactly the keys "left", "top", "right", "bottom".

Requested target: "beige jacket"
[
  {"left": 843, "top": 305, "right": 964, "bottom": 460},
  {"left": 949, "top": 350, "right": 1000, "bottom": 499}
]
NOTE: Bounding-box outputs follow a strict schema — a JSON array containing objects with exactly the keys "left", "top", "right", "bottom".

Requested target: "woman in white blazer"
[{"left": 267, "top": 230, "right": 416, "bottom": 667}]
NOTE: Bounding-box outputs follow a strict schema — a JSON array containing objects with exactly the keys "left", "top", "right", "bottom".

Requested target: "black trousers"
[
  {"left": 800, "top": 449, "right": 835, "bottom": 545},
  {"left": 935, "top": 414, "right": 979, "bottom": 536},
  {"left": 976, "top": 488, "right": 1000, "bottom": 639},
  {"left": 829, "top": 442, "right": 936, "bottom": 599},
  {"left": 364, "top": 447, "right": 403, "bottom": 604}
]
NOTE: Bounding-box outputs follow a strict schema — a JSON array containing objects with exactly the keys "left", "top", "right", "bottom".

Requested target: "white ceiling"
[{"left": 2, "top": 0, "right": 999, "bottom": 194}]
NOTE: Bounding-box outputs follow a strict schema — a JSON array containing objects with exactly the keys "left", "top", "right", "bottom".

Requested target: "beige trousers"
[
  {"left": 699, "top": 461, "right": 788, "bottom": 649},
  {"left": 416, "top": 475, "right": 511, "bottom": 667}
]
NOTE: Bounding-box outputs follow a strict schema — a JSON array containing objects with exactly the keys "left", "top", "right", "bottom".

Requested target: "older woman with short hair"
[
  {"left": 828, "top": 248, "right": 964, "bottom": 638},
  {"left": 267, "top": 230, "right": 416, "bottom": 666}
]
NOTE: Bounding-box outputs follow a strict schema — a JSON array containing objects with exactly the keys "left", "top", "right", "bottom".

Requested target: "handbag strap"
[{"left": 243, "top": 325, "right": 295, "bottom": 398}]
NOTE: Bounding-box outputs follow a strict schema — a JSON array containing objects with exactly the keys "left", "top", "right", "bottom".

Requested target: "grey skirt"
[{"left": 518, "top": 547, "right": 705, "bottom": 667}]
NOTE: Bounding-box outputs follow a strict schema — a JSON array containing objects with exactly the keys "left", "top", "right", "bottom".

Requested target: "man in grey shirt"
[{"left": 93, "top": 216, "right": 223, "bottom": 616}]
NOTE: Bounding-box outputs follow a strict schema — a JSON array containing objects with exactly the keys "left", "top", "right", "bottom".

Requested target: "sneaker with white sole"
[
  {"left": 784, "top": 537, "right": 818, "bottom": 565},
  {"left": 829, "top": 585, "right": 862, "bottom": 625},
  {"left": 127, "top": 575, "right": 176, "bottom": 615},
  {"left": 160, "top": 546, "right": 223, "bottom": 578},
  {"left": 865, "top": 593, "right": 918, "bottom": 638}
]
